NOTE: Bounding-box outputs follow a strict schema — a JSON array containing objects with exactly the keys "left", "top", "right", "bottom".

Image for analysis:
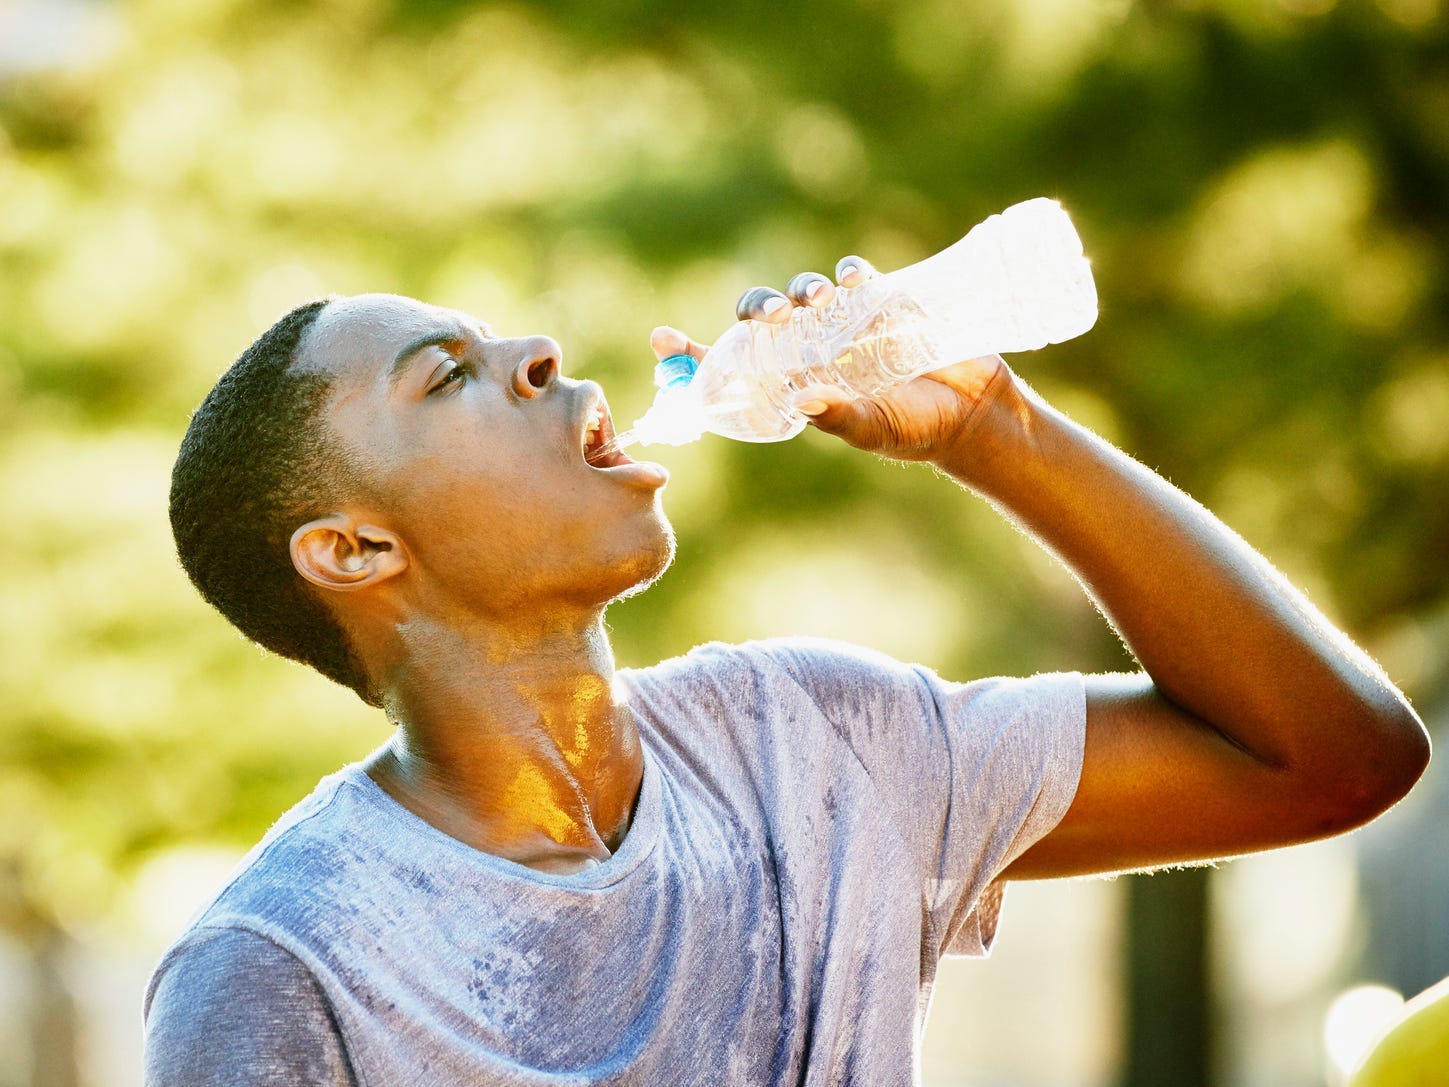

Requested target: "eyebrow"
[{"left": 386, "top": 326, "right": 472, "bottom": 388}]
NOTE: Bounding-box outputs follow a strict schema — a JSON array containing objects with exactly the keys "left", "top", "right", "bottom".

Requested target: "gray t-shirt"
[{"left": 144, "top": 638, "right": 1085, "bottom": 1086}]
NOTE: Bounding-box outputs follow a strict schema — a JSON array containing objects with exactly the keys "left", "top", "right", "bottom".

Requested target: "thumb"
[{"left": 789, "top": 386, "right": 871, "bottom": 440}]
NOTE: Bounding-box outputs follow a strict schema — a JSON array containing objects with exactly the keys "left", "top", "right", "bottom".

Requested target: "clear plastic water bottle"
[{"left": 613, "top": 197, "right": 1098, "bottom": 450}]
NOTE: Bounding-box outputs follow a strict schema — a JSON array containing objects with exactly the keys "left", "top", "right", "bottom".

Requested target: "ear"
[{"left": 290, "top": 514, "right": 408, "bottom": 592}]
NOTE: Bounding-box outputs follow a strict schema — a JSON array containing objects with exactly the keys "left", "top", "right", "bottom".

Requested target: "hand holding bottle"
[
  {"left": 623, "top": 198, "right": 1096, "bottom": 457},
  {"left": 651, "top": 254, "right": 1012, "bottom": 463}
]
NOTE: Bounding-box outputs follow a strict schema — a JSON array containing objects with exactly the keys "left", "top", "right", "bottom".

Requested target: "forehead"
[{"left": 294, "top": 293, "right": 478, "bottom": 382}]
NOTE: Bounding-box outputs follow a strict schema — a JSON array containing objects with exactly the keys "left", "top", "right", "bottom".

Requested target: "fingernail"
[
  {"left": 795, "top": 399, "right": 828, "bottom": 416},
  {"left": 806, "top": 281, "right": 829, "bottom": 303},
  {"left": 838, "top": 263, "right": 859, "bottom": 281},
  {"left": 761, "top": 296, "right": 788, "bottom": 318}
]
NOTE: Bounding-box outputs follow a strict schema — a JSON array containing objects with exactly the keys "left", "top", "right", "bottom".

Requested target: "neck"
[{"left": 363, "top": 609, "right": 644, "bottom": 874}]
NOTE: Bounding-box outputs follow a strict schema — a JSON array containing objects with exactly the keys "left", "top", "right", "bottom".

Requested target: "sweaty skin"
[{"left": 289, "top": 294, "right": 672, "bottom": 873}]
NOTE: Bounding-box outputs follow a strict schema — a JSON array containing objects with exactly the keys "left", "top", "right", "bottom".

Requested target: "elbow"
[
  {"left": 1380, "top": 699, "right": 1432, "bottom": 805},
  {"left": 1312, "top": 697, "right": 1431, "bottom": 834}
]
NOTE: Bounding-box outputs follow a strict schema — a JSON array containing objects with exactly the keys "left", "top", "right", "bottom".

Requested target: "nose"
[{"left": 510, "top": 336, "right": 562, "bottom": 399}]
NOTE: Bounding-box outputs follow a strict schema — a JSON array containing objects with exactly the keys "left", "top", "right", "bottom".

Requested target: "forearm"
[{"left": 934, "top": 364, "right": 1427, "bottom": 803}]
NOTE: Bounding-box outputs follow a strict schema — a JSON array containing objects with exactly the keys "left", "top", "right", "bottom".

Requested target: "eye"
[{"left": 427, "top": 356, "right": 470, "bottom": 395}]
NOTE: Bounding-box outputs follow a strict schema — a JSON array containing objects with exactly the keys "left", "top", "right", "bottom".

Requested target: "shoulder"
[
  {"left": 623, "top": 637, "right": 1081, "bottom": 732},
  {"left": 620, "top": 636, "right": 919, "bottom": 698},
  {"left": 167, "top": 770, "right": 384, "bottom": 959},
  {"left": 146, "top": 926, "right": 317, "bottom": 1017},
  {"left": 619, "top": 637, "right": 973, "bottom": 771},
  {"left": 145, "top": 927, "right": 356, "bottom": 1086},
  {"left": 618, "top": 637, "right": 918, "bottom": 739},
  {"left": 620, "top": 637, "right": 1017, "bottom": 744}
]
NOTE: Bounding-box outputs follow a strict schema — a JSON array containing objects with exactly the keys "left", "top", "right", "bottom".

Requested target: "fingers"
[
  {"left": 788, "top": 385, "right": 873, "bottom": 445},
  {"left": 734, "top": 255, "right": 877, "bottom": 325},
  {"left": 661, "top": 254, "right": 881, "bottom": 375},
  {"left": 786, "top": 272, "right": 835, "bottom": 309},
  {"left": 735, "top": 286, "right": 792, "bottom": 324},
  {"left": 736, "top": 271, "right": 837, "bottom": 324},
  {"left": 834, "top": 255, "right": 877, "bottom": 288},
  {"left": 790, "top": 385, "right": 853, "bottom": 423},
  {"left": 649, "top": 325, "right": 711, "bottom": 363}
]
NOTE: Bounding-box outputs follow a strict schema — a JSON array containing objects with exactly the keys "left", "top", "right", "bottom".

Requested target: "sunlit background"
[{"left": 2, "top": 0, "right": 1446, "bottom": 1084}]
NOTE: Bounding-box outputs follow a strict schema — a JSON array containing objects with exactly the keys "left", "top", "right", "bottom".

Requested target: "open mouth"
[{"left": 582, "top": 400, "right": 632, "bottom": 468}]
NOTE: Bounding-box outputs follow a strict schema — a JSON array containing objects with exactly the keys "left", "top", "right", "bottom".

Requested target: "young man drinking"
[{"left": 146, "top": 257, "right": 1429, "bottom": 1085}]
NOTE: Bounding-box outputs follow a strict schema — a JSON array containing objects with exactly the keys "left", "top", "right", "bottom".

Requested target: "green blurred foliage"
[{"left": 1, "top": 0, "right": 1446, "bottom": 946}]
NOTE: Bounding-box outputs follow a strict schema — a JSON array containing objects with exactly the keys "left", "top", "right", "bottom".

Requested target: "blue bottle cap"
[{"left": 654, "top": 353, "right": 698, "bottom": 390}]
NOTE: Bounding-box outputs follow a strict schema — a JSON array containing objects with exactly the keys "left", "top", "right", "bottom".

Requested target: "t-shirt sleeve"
[
  {"left": 144, "top": 926, "right": 358, "bottom": 1087},
  {"left": 758, "top": 638, "right": 1086, "bottom": 960}
]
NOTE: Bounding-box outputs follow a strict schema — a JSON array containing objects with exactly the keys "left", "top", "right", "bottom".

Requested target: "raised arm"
[
  {"left": 929, "top": 358, "right": 1428, "bottom": 878},
  {"left": 660, "top": 260, "right": 1429, "bottom": 880}
]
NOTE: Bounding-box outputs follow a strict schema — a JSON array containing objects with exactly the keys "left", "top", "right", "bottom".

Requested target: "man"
[{"left": 147, "top": 257, "right": 1429, "bottom": 1085}]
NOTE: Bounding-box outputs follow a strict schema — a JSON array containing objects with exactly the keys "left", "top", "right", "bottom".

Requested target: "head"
[{"left": 170, "top": 293, "right": 673, "bottom": 706}]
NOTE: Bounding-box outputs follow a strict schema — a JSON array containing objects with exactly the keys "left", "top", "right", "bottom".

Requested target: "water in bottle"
[{"left": 592, "top": 197, "right": 1097, "bottom": 456}]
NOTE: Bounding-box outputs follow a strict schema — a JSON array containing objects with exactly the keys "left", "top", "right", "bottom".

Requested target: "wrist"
[{"left": 928, "top": 361, "right": 1042, "bottom": 485}]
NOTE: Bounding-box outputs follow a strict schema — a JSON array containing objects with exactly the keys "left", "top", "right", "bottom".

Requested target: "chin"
[{"left": 606, "top": 516, "right": 676, "bottom": 605}]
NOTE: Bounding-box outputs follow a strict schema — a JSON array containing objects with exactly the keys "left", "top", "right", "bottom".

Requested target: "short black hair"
[{"left": 169, "top": 297, "right": 381, "bottom": 707}]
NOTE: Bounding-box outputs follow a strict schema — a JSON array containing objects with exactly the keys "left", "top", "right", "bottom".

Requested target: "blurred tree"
[{"left": 1, "top": 0, "right": 1445, "bottom": 1083}]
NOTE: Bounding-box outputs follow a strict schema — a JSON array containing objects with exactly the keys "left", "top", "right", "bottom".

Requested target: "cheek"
[
  {"left": 376, "top": 433, "right": 660, "bottom": 565},
  {"left": 413, "top": 465, "right": 589, "bottom": 565}
]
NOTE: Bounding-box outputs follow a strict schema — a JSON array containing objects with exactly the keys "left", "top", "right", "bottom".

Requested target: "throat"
[
  {"left": 368, "top": 617, "right": 644, "bottom": 865},
  {"left": 365, "top": 746, "right": 639, "bottom": 871},
  {"left": 366, "top": 701, "right": 643, "bottom": 866}
]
